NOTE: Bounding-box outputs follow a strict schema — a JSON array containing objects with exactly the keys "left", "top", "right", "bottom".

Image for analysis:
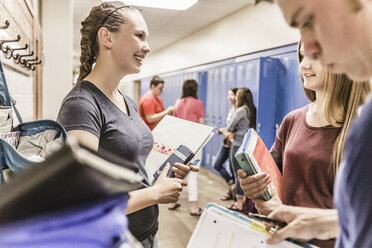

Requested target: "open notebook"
[{"left": 188, "top": 203, "right": 318, "bottom": 248}]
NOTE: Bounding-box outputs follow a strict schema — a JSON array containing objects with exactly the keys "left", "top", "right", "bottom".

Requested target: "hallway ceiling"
[{"left": 73, "top": 0, "right": 255, "bottom": 57}]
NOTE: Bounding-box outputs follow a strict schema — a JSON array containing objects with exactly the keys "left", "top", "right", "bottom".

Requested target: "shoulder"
[
  {"left": 62, "top": 81, "right": 100, "bottom": 105},
  {"left": 282, "top": 105, "right": 308, "bottom": 124},
  {"left": 235, "top": 106, "right": 246, "bottom": 115}
]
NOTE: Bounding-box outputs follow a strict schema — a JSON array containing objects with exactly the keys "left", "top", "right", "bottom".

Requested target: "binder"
[{"left": 187, "top": 203, "right": 318, "bottom": 248}]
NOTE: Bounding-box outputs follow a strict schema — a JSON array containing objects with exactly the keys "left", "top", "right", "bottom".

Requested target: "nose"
[
  {"left": 142, "top": 40, "right": 151, "bottom": 54},
  {"left": 300, "top": 56, "right": 311, "bottom": 70},
  {"left": 301, "top": 30, "right": 322, "bottom": 60}
]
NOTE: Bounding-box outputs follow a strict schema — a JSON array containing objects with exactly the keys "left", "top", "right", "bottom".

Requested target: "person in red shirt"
[
  {"left": 168, "top": 79, "right": 205, "bottom": 216},
  {"left": 139, "top": 76, "right": 174, "bottom": 130}
]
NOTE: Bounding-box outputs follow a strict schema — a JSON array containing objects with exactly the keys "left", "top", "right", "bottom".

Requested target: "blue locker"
[
  {"left": 235, "top": 57, "right": 279, "bottom": 148},
  {"left": 271, "top": 49, "right": 309, "bottom": 132}
]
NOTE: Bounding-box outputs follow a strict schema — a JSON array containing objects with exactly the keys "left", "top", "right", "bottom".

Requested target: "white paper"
[
  {"left": 188, "top": 204, "right": 315, "bottom": 248},
  {"left": 145, "top": 115, "right": 214, "bottom": 183}
]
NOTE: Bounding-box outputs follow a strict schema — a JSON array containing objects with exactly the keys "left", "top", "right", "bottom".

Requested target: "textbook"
[
  {"left": 0, "top": 139, "right": 144, "bottom": 224},
  {"left": 145, "top": 115, "right": 214, "bottom": 184},
  {"left": 187, "top": 203, "right": 318, "bottom": 248},
  {"left": 234, "top": 128, "right": 283, "bottom": 201}
]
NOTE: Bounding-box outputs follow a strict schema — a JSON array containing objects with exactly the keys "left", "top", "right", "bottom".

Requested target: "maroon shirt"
[{"left": 272, "top": 105, "right": 339, "bottom": 247}]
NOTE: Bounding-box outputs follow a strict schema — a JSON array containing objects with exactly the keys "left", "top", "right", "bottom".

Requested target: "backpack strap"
[{"left": 10, "top": 97, "right": 23, "bottom": 124}]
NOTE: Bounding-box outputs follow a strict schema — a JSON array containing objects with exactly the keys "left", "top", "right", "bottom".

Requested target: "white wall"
[
  {"left": 42, "top": 0, "right": 73, "bottom": 120},
  {"left": 129, "top": 3, "right": 300, "bottom": 81}
]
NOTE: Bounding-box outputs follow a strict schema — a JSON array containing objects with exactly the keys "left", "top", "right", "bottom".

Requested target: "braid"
[{"left": 77, "top": 1, "right": 137, "bottom": 82}]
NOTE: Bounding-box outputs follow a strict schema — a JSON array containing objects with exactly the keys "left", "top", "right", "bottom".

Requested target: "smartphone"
[{"left": 248, "top": 213, "right": 287, "bottom": 228}]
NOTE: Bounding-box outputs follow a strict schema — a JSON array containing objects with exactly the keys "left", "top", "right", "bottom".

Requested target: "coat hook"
[
  {"left": 0, "top": 35, "right": 21, "bottom": 49},
  {"left": 15, "top": 51, "right": 34, "bottom": 64},
  {"left": 9, "top": 44, "right": 29, "bottom": 59},
  {"left": 0, "top": 20, "right": 10, "bottom": 30},
  {"left": 28, "top": 60, "right": 42, "bottom": 66},
  {"left": 19, "top": 51, "right": 35, "bottom": 65},
  {"left": 1, "top": 45, "right": 10, "bottom": 54},
  {"left": 24, "top": 56, "right": 38, "bottom": 64}
]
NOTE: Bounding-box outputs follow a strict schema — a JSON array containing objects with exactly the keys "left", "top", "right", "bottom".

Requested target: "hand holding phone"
[{"left": 248, "top": 212, "right": 287, "bottom": 228}]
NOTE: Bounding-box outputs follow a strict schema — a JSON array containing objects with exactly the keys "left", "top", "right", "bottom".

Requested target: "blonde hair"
[
  {"left": 297, "top": 41, "right": 371, "bottom": 174},
  {"left": 324, "top": 74, "right": 371, "bottom": 173},
  {"left": 78, "top": 1, "right": 137, "bottom": 82}
]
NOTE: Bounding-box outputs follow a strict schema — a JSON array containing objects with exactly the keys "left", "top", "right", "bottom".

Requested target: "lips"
[
  {"left": 303, "top": 72, "right": 316, "bottom": 78},
  {"left": 134, "top": 55, "right": 144, "bottom": 65}
]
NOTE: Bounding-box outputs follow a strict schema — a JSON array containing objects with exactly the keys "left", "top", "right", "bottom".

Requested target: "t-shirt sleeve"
[
  {"left": 57, "top": 96, "right": 102, "bottom": 138},
  {"left": 141, "top": 98, "right": 156, "bottom": 116},
  {"left": 270, "top": 114, "right": 291, "bottom": 171}
]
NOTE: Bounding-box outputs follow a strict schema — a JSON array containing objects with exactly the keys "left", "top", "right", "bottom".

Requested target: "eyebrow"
[{"left": 289, "top": 7, "right": 304, "bottom": 28}]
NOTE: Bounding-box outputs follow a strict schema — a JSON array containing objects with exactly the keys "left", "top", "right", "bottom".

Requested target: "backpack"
[{"left": 0, "top": 59, "right": 67, "bottom": 183}]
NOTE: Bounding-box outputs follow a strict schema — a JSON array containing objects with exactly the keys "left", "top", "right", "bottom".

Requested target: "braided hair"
[{"left": 78, "top": 1, "right": 137, "bottom": 81}]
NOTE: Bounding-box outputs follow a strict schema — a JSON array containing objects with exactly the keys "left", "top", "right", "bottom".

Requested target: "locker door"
[
  {"left": 203, "top": 70, "right": 215, "bottom": 169},
  {"left": 257, "top": 57, "right": 279, "bottom": 148}
]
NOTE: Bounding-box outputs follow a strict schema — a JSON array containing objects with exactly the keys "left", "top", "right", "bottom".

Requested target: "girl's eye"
[
  {"left": 301, "top": 15, "right": 314, "bottom": 29},
  {"left": 136, "top": 34, "right": 143, "bottom": 39}
]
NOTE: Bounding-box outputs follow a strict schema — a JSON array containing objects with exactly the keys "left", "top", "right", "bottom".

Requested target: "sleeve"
[
  {"left": 140, "top": 98, "right": 156, "bottom": 116},
  {"left": 270, "top": 114, "right": 291, "bottom": 173},
  {"left": 57, "top": 96, "right": 102, "bottom": 138},
  {"left": 226, "top": 107, "right": 244, "bottom": 132}
]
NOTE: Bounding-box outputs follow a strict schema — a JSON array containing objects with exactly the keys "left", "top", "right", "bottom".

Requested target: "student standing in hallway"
[
  {"left": 139, "top": 75, "right": 174, "bottom": 130},
  {"left": 57, "top": 2, "right": 197, "bottom": 247},
  {"left": 168, "top": 79, "right": 205, "bottom": 216},
  {"left": 248, "top": 1, "right": 372, "bottom": 247},
  {"left": 214, "top": 88, "right": 238, "bottom": 201}
]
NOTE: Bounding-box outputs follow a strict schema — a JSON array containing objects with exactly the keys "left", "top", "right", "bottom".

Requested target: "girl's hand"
[
  {"left": 153, "top": 163, "right": 187, "bottom": 204},
  {"left": 238, "top": 169, "right": 271, "bottom": 199},
  {"left": 172, "top": 162, "right": 199, "bottom": 179},
  {"left": 252, "top": 184, "right": 282, "bottom": 216}
]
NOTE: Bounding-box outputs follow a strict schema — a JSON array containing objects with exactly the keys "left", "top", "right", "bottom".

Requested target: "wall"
[
  {"left": 0, "top": 0, "right": 42, "bottom": 121},
  {"left": 41, "top": 0, "right": 73, "bottom": 120},
  {"left": 129, "top": 3, "right": 300, "bottom": 81}
]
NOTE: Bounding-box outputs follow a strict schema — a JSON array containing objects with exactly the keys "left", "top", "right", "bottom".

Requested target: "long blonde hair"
[
  {"left": 297, "top": 41, "right": 371, "bottom": 174},
  {"left": 324, "top": 74, "right": 371, "bottom": 173}
]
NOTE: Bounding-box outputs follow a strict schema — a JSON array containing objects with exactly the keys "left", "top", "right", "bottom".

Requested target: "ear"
[{"left": 97, "top": 27, "right": 113, "bottom": 49}]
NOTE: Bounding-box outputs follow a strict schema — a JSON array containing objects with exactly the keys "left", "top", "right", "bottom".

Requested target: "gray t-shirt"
[
  {"left": 226, "top": 106, "right": 250, "bottom": 147},
  {"left": 57, "top": 81, "right": 158, "bottom": 241}
]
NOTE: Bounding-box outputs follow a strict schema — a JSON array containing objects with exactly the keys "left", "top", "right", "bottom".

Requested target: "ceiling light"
[{"left": 102, "top": 0, "right": 198, "bottom": 11}]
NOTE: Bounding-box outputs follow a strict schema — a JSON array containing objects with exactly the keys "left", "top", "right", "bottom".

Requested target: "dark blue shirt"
[{"left": 334, "top": 98, "right": 372, "bottom": 247}]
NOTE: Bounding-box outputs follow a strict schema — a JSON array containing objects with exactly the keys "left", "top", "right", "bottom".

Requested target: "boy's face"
[{"left": 277, "top": 0, "right": 372, "bottom": 80}]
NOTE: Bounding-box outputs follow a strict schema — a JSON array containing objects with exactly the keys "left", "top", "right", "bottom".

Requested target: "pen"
[{"left": 248, "top": 213, "right": 287, "bottom": 228}]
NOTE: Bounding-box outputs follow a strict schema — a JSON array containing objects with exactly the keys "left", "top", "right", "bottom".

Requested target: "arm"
[
  {"left": 199, "top": 117, "right": 205, "bottom": 125},
  {"left": 226, "top": 108, "right": 243, "bottom": 132},
  {"left": 266, "top": 206, "right": 339, "bottom": 244},
  {"left": 67, "top": 130, "right": 193, "bottom": 215},
  {"left": 145, "top": 106, "right": 174, "bottom": 124}
]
